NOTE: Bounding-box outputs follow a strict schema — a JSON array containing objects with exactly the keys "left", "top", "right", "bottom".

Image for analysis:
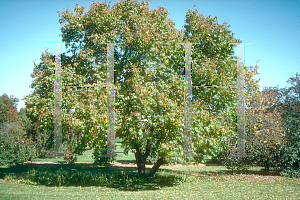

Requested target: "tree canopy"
[{"left": 24, "top": 0, "right": 260, "bottom": 179}]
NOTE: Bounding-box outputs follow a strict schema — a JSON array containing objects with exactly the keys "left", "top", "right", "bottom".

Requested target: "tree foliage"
[
  {"left": 0, "top": 96, "right": 38, "bottom": 166},
  {"left": 0, "top": 93, "right": 27, "bottom": 140},
  {"left": 244, "top": 83, "right": 286, "bottom": 170},
  {"left": 224, "top": 71, "right": 300, "bottom": 177},
  {"left": 271, "top": 73, "right": 300, "bottom": 177},
  {"left": 0, "top": 93, "right": 19, "bottom": 124}
]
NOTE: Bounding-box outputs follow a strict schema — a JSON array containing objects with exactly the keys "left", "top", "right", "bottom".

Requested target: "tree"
[
  {"left": 25, "top": 0, "right": 260, "bottom": 179},
  {"left": 228, "top": 71, "right": 300, "bottom": 177},
  {"left": 243, "top": 83, "right": 286, "bottom": 170},
  {"left": 0, "top": 93, "right": 19, "bottom": 124},
  {"left": 275, "top": 72, "right": 300, "bottom": 122},
  {"left": 23, "top": 49, "right": 102, "bottom": 160},
  {"left": 269, "top": 73, "right": 300, "bottom": 177},
  {"left": 0, "top": 93, "right": 21, "bottom": 134},
  {"left": 0, "top": 98, "right": 7, "bottom": 125},
  {"left": 0, "top": 97, "right": 38, "bottom": 166}
]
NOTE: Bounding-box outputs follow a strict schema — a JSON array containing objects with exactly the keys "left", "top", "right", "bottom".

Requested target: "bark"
[
  {"left": 134, "top": 138, "right": 152, "bottom": 179},
  {"left": 148, "top": 158, "right": 168, "bottom": 178},
  {"left": 134, "top": 145, "right": 146, "bottom": 179},
  {"left": 134, "top": 127, "right": 168, "bottom": 179}
]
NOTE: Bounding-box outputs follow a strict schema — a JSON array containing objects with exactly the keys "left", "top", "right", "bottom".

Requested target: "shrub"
[
  {"left": 243, "top": 115, "right": 300, "bottom": 178},
  {"left": 223, "top": 156, "right": 250, "bottom": 174},
  {"left": 241, "top": 86, "right": 286, "bottom": 171},
  {"left": 222, "top": 136, "right": 251, "bottom": 174},
  {"left": 274, "top": 117, "right": 300, "bottom": 178},
  {"left": 0, "top": 126, "right": 37, "bottom": 166},
  {"left": 22, "top": 166, "right": 185, "bottom": 187},
  {"left": 266, "top": 73, "right": 300, "bottom": 178},
  {"left": 63, "top": 150, "right": 77, "bottom": 164},
  {"left": 35, "top": 128, "right": 52, "bottom": 158},
  {"left": 244, "top": 134, "right": 282, "bottom": 171},
  {"left": 92, "top": 145, "right": 116, "bottom": 166}
]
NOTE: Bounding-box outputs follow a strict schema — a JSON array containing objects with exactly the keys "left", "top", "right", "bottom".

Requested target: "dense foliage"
[
  {"left": 0, "top": 94, "right": 37, "bottom": 166},
  {"left": 0, "top": 128, "right": 37, "bottom": 166},
  {"left": 271, "top": 73, "right": 300, "bottom": 178},
  {"left": 223, "top": 72, "right": 300, "bottom": 177},
  {"left": 0, "top": 94, "right": 19, "bottom": 125}
]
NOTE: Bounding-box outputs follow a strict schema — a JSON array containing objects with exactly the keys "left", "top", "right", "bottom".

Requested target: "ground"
[{"left": 19, "top": 161, "right": 295, "bottom": 182}]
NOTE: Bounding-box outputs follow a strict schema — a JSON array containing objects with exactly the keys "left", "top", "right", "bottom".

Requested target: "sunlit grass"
[
  {"left": 1, "top": 165, "right": 299, "bottom": 200},
  {"left": 1, "top": 138, "right": 299, "bottom": 199}
]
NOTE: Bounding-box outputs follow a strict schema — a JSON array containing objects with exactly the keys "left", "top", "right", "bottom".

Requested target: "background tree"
[
  {"left": 0, "top": 93, "right": 31, "bottom": 139},
  {"left": 0, "top": 98, "right": 7, "bottom": 125},
  {"left": 0, "top": 93, "right": 19, "bottom": 124},
  {"left": 269, "top": 73, "right": 300, "bottom": 177},
  {"left": 275, "top": 72, "right": 300, "bottom": 123},
  {"left": 23, "top": 49, "right": 108, "bottom": 160},
  {"left": 243, "top": 83, "right": 286, "bottom": 171},
  {"left": 0, "top": 96, "right": 37, "bottom": 166},
  {"left": 0, "top": 93, "right": 22, "bottom": 136}
]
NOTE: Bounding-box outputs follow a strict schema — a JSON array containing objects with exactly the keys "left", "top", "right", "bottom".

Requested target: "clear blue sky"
[{"left": 0, "top": 0, "right": 299, "bottom": 111}]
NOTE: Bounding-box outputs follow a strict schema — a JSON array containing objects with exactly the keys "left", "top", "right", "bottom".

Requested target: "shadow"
[
  {"left": 0, "top": 162, "right": 183, "bottom": 191},
  {"left": 157, "top": 164, "right": 282, "bottom": 179},
  {"left": 0, "top": 160, "right": 286, "bottom": 191},
  {"left": 116, "top": 160, "right": 137, "bottom": 164}
]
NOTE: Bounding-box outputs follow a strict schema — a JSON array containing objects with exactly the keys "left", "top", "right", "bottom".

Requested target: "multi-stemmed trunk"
[{"left": 134, "top": 138, "right": 168, "bottom": 179}]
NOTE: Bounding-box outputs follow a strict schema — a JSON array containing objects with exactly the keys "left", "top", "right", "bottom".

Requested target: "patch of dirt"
[
  {"left": 108, "top": 162, "right": 151, "bottom": 168},
  {"left": 0, "top": 179, "right": 8, "bottom": 183},
  {"left": 163, "top": 162, "right": 206, "bottom": 167},
  {"left": 24, "top": 161, "right": 66, "bottom": 165}
]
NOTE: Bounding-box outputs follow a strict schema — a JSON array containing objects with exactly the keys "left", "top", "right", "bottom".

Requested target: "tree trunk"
[
  {"left": 134, "top": 138, "right": 153, "bottom": 179},
  {"left": 148, "top": 158, "right": 168, "bottom": 178},
  {"left": 134, "top": 148, "right": 147, "bottom": 179}
]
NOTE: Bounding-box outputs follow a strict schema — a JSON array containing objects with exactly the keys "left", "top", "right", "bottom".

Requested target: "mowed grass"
[
  {"left": 28, "top": 138, "right": 136, "bottom": 163},
  {"left": 0, "top": 138, "right": 300, "bottom": 199}
]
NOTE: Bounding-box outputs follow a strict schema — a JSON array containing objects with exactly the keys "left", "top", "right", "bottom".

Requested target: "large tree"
[
  {"left": 57, "top": 0, "right": 246, "bottom": 178},
  {"left": 25, "top": 0, "right": 260, "bottom": 179}
]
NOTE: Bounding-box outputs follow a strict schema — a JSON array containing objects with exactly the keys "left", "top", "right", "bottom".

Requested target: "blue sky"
[{"left": 0, "top": 0, "right": 299, "bottom": 112}]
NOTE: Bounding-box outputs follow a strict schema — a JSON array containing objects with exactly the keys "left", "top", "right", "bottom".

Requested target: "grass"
[
  {"left": 29, "top": 138, "right": 136, "bottom": 163},
  {"left": 0, "top": 138, "right": 300, "bottom": 199}
]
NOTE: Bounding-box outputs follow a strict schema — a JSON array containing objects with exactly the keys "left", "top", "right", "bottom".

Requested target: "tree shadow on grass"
[
  {"left": 157, "top": 164, "right": 285, "bottom": 182},
  {"left": 0, "top": 162, "right": 185, "bottom": 191}
]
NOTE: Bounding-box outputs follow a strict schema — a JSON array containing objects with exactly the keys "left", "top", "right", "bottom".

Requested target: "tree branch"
[
  {"left": 144, "top": 138, "right": 152, "bottom": 158},
  {"left": 148, "top": 158, "right": 168, "bottom": 178}
]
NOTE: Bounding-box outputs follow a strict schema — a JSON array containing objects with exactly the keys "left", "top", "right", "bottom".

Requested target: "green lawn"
[
  {"left": 0, "top": 138, "right": 300, "bottom": 199},
  {"left": 28, "top": 138, "right": 136, "bottom": 163}
]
